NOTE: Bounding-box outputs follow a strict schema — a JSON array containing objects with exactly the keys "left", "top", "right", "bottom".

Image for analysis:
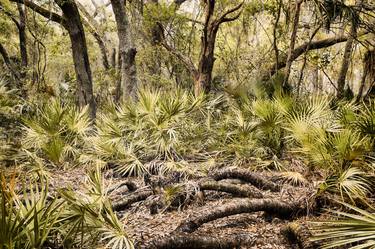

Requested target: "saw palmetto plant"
[
  {"left": 58, "top": 166, "right": 133, "bottom": 249},
  {"left": 21, "top": 99, "right": 91, "bottom": 167},
  {"left": 311, "top": 202, "right": 375, "bottom": 249}
]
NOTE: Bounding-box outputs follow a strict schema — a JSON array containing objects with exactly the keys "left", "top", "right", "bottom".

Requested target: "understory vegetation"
[
  {"left": 2, "top": 79, "right": 375, "bottom": 248},
  {"left": 1, "top": 0, "right": 375, "bottom": 248}
]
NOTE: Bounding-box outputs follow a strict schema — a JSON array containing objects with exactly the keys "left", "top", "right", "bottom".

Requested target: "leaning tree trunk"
[
  {"left": 111, "top": 0, "right": 138, "bottom": 102},
  {"left": 0, "top": 42, "right": 21, "bottom": 81},
  {"left": 55, "top": 0, "right": 96, "bottom": 119},
  {"left": 17, "top": 3, "right": 28, "bottom": 77},
  {"left": 336, "top": 22, "right": 357, "bottom": 99}
]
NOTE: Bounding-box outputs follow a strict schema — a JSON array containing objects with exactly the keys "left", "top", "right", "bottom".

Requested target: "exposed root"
[
  {"left": 212, "top": 168, "right": 281, "bottom": 192},
  {"left": 145, "top": 233, "right": 255, "bottom": 249},
  {"left": 283, "top": 222, "right": 319, "bottom": 249},
  {"left": 112, "top": 189, "right": 153, "bottom": 211},
  {"left": 199, "top": 180, "right": 263, "bottom": 198},
  {"left": 176, "top": 198, "right": 305, "bottom": 233}
]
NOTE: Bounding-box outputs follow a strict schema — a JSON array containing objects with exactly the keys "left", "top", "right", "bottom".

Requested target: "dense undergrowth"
[{"left": 1, "top": 79, "right": 375, "bottom": 248}]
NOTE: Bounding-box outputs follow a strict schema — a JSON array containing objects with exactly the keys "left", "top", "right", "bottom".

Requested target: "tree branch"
[
  {"left": 9, "top": 0, "right": 64, "bottom": 25},
  {"left": 217, "top": 1, "right": 244, "bottom": 25},
  {"left": 161, "top": 41, "right": 198, "bottom": 77},
  {"left": 262, "top": 31, "right": 370, "bottom": 81}
]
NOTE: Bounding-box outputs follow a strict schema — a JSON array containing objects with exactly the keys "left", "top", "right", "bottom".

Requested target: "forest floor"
[{"left": 47, "top": 159, "right": 326, "bottom": 249}]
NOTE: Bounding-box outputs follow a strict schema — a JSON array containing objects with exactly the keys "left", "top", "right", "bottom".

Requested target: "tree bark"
[
  {"left": 336, "top": 23, "right": 357, "bottom": 98},
  {"left": 199, "top": 180, "right": 264, "bottom": 198},
  {"left": 194, "top": 1, "right": 243, "bottom": 96},
  {"left": 212, "top": 168, "right": 281, "bottom": 192},
  {"left": 76, "top": 1, "right": 110, "bottom": 71},
  {"left": 112, "top": 189, "right": 153, "bottom": 211},
  {"left": 17, "top": 3, "right": 28, "bottom": 75},
  {"left": 283, "top": 0, "right": 302, "bottom": 87},
  {"left": 111, "top": 0, "right": 138, "bottom": 101},
  {"left": 358, "top": 49, "right": 375, "bottom": 100},
  {"left": 147, "top": 234, "right": 255, "bottom": 249},
  {"left": 54, "top": 0, "right": 96, "bottom": 119},
  {"left": 283, "top": 222, "right": 319, "bottom": 249},
  {"left": 0, "top": 42, "right": 21, "bottom": 81},
  {"left": 176, "top": 198, "right": 304, "bottom": 233}
]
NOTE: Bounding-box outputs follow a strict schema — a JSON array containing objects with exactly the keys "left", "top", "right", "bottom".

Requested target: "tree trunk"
[
  {"left": 336, "top": 23, "right": 357, "bottom": 98},
  {"left": 0, "top": 42, "right": 21, "bottom": 81},
  {"left": 357, "top": 49, "right": 375, "bottom": 100},
  {"left": 283, "top": 0, "right": 302, "bottom": 87},
  {"left": 111, "top": 0, "right": 138, "bottom": 101},
  {"left": 194, "top": 0, "right": 216, "bottom": 96},
  {"left": 112, "top": 189, "right": 153, "bottom": 211},
  {"left": 55, "top": 0, "right": 96, "bottom": 119},
  {"left": 176, "top": 198, "right": 304, "bottom": 233},
  {"left": 75, "top": 1, "right": 110, "bottom": 70},
  {"left": 199, "top": 180, "right": 264, "bottom": 198},
  {"left": 147, "top": 234, "right": 255, "bottom": 249},
  {"left": 17, "top": 3, "right": 28, "bottom": 76},
  {"left": 212, "top": 168, "right": 281, "bottom": 192}
]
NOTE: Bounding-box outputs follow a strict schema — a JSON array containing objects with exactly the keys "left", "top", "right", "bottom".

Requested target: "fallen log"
[
  {"left": 146, "top": 233, "right": 255, "bottom": 249},
  {"left": 199, "top": 180, "right": 263, "bottom": 198},
  {"left": 112, "top": 189, "right": 153, "bottom": 211},
  {"left": 177, "top": 198, "right": 304, "bottom": 233},
  {"left": 212, "top": 168, "right": 281, "bottom": 192},
  {"left": 107, "top": 180, "right": 137, "bottom": 194}
]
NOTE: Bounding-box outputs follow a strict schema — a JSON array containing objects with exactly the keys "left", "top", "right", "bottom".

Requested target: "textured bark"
[
  {"left": 194, "top": 1, "right": 243, "bottom": 96},
  {"left": 76, "top": 1, "right": 110, "bottom": 70},
  {"left": 212, "top": 168, "right": 281, "bottom": 192},
  {"left": 111, "top": 0, "right": 138, "bottom": 101},
  {"left": 177, "top": 198, "right": 303, "bottom": 233},
  {"left": 337, "top": 23, "right": 357, "bottom": 98},
  {"left": 0, "top": 42, "right": 21, "bottom": 81},
  {"left": 112, "top": 189, "right": 153, "bottom": 211},
  {"left": 283, "top": 0, "right": 302, "bottom": 86},
  {"left": 17, "top": 3, "right": 28, "bottom": 72},
  {"left": 147, "top": 234, "right": 255, "bottom": 249},
  {"left": 55, "top": 0, "right": 96, "bottom": 119},
  {"left": 199, "top": 180, "right": 263, "bottom": 198},
  {"left": 283, "top": 222, "right": 319, "bottom": 249}
]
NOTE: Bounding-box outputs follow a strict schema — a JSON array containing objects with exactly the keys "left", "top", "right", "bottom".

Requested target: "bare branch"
[
  {"left": 9, "top": 0, "right": 64, "bottom": 25},
  {"left": 217, "top": 1, "right": 244, "bottom": 24}
]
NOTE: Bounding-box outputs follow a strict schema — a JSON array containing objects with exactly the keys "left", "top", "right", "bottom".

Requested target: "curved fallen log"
[
  {"left": 177, "top": 198, "right": 304, "bottom": 233},
  {"left": 112, "top": 189, "right": 153, "bottom": 211},
  {"left": 146, "top": 233, "right": 255, "bottom": 249},
  {"left": 108, "top": 180, "right": 137, "bottom": 194},
  {"left": 199, "top": 180, "right": 263, "bottom": 198},
  {"left": 212, "top": 168, "right": 281, "bottom": 192}
]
